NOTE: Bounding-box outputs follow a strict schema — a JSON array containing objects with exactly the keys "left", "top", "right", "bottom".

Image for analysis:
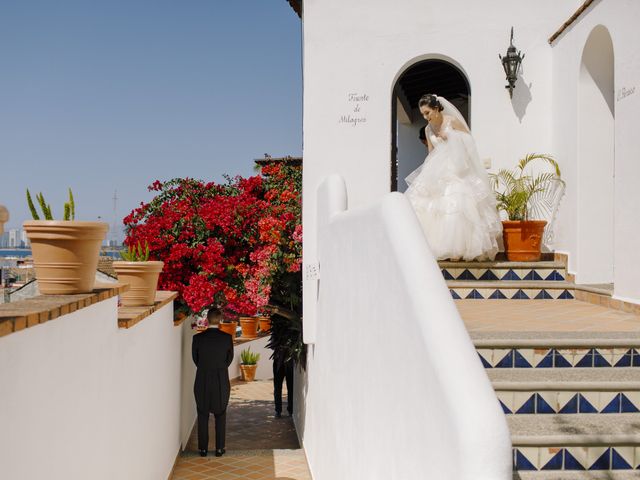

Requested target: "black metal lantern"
[{"left": 499, "top": 27, "right": 525, "bottom": 98}]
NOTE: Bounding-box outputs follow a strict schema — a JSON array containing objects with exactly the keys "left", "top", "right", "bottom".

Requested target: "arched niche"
[{"left": 577, "top": 25, "right": 615, "bottom": 284}]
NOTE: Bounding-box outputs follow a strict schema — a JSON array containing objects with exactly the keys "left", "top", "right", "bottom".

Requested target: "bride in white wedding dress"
[{"left": 405, "top": 94, "right": 502, "bottom": 261}]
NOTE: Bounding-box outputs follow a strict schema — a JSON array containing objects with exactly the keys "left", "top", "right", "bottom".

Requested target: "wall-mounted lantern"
[{"left": 499, "top": 27, "right": 525, "bottom": 98}]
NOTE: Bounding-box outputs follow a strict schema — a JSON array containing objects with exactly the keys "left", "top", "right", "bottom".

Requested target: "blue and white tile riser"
[
  {"left": 442, "top": 267, "right": 566, "bottom": 282},
  {"left": 450, "top": 287, "right": 574, "bottom": 300},
  {"left": 498, "top": 391, "right": 640, "bottom": 415},
  {"left": 478, "top": 348, "right": 640, "bottom": 369},
  {"left": 514, "top": 446, "right": 640, "bottom": 471}
]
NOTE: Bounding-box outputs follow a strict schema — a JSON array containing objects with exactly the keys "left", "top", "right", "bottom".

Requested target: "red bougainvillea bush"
[{"left": 122, "top": 162, "right": 302, "bottom": 317}]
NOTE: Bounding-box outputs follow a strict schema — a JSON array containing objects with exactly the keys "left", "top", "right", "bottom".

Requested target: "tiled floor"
[
  {"left": 457, "top": 299, "right": 640, "bottom": 332},
  {"left": 172, "top": 380, "right": 312, "bottom": 480}
]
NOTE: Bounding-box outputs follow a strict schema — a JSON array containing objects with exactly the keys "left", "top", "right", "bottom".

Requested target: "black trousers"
[
  {"left": 197, "top": 409, "right": 226, "bottom": 451},
  {"left": 273, "top": 360, "right": 294, "bottom": 414}
]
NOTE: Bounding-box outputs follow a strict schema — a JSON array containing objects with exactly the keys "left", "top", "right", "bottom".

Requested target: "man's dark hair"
[{"left": 418, "top": 125, "right": 427, "bottom": 141}]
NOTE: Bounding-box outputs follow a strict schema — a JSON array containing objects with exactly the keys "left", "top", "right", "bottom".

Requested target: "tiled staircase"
[
  {"left": 476, "top": 332, "right": 640, "bottom": 477},
  {"left": 441, "top": 257, "right": 640, "bottom": 476},
  {"left": 441, "top": 255, "right": 576, "bottom": 300}
]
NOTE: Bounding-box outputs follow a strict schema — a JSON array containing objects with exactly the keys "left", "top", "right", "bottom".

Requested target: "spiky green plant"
[
  {"left": 67, "top": 188, "right": 75, "bottom": 220},
  {"left": 26, "top": 189, "right": 40, "bottom": 220},
  {"left": 489, "top": 153, "right": 564, "bottom": 221},
  {"left": 26, "top": 188, "right": 76, "bottom": 221},
  {"left": 120, "top": 241, "right": 150, "bottom": 261},
  {"left": 240, "top": 347, "right": 260, "bottom": 365}
]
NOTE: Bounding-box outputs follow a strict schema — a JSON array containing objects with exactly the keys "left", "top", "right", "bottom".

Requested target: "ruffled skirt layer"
[{"left": 405, "top": 135, "right": 502, "bottom": 261}]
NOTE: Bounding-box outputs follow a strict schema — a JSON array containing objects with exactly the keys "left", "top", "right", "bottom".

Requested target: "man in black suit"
[{"left": 192, "top": 309, "right": 234, "bottom": 457}]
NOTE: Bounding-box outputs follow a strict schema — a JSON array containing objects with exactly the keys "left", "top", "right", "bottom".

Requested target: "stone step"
[
  {"left": 509, "top": 414, "right": 640, "bottom": 471},
  {"left": 450, "top": 280, "right": 575, "bottom": 300},
  {"left": 514, "top": 471, "right": 640, "bottom": 479},
  {"left": 473, "top": 332, "right": 640, "bottom": 369},
  {"left": 440, "top": 262, "right": 568, "bottom": 282},
  {"left": 488, "top": 369, "right": 640, "bottom": 414}
]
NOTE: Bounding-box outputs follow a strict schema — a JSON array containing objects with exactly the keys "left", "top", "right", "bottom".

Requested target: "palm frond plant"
[
  {"left": 490, "top": 153, "right": 565, "bottom": 261},
  {"left": 490, "top": 153, "right": 564, "bottom": 221}
]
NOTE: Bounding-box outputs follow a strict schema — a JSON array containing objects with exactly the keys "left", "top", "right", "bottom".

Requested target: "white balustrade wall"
[
  {"left": 0, "top": 297, "right": 194, "bottom": 480},
  {"left": 296, "top": 176, "right": 512, "bottom": 480}
]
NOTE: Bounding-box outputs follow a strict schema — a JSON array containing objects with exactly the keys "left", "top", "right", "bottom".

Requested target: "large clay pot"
[
  {"left": 113, "top": 261, "right": 164, "bottom": 306},
  {"left": 240, "top": 364, "right": 257, "bottom": 382},
  {"left": 218, "top": 321, "right": 238, "bottom": 337},
  {"left": 502, "top": 220, "right": 547, "bottom": 261},
  {"left": 239, "top": 316, "right": 259, "bottom": 339},
  {"left": 257, "top": 316, "right": 271, "bottom": 333},
  {"left": 23, "top": 221, "right": 108, "bottom": 294}
]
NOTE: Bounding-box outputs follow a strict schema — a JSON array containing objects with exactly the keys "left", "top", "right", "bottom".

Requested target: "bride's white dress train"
[{"left": 405, "top": 124, "right": 502, "bottom": 261}]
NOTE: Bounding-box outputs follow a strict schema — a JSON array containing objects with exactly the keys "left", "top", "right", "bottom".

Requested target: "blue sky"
[{"left": 0, "top": 1, "right": 302, "bottom": 240}]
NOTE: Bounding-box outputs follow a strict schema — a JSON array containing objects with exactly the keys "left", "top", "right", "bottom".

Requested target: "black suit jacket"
[{"left": 192, "top": 328, "right": 234, "bottom": 414}]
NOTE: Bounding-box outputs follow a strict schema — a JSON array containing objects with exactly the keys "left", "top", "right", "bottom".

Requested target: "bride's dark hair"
[{"left": 418, "top": 94, "right": 443, "bottom": 112}]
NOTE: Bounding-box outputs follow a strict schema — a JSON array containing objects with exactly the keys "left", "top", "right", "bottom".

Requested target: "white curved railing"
[{"left": 300, "top": 175, "right": 511, "bottom": 479}]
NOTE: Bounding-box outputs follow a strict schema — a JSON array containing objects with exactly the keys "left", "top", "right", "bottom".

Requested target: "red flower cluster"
[{"left": 123, "top": 163, "right": 302, "bottom": 317}]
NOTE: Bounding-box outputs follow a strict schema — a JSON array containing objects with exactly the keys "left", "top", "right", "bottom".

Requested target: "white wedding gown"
[{"left": 405, "top": 122, "right": 502, "bottom": 261}]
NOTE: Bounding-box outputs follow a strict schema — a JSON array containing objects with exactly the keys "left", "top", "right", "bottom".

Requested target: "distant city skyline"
[{"left": 0, "top": 2, "right": 302, "bottom": 237}]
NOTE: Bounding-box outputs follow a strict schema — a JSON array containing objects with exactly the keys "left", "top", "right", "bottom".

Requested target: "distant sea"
[
  {"left": 0, "top": 249, "right": 123, "bottom": 259},
  {"left": 0, "top": 249, "right": 31, "bottom": 258}
]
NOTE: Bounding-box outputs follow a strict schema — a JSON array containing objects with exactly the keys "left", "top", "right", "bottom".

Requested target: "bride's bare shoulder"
[{"left": 448, "top": 116, "right": 469, "bottom": 133}]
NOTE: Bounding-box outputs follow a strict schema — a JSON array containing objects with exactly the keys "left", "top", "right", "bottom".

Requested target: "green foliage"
[
  {"left": 490, "top": 153, "right": 564, "bottom": 221},
  {"left": 240, "top": 347, "right": 260, "bottom": 365},
  {"left": 26, "top": 190, "right": 39, "bottom": 220},
  {"left": 265, "top": 303, "right": 306, "bottom": 371},
  {"left": 67, "top": 188, "right": 75, "bottom": 220},
  {"left": 120, "top": 241, "right": 150, "bottom": 261},
  {"left": 26, "top": 188, "right": 76, "bottom": 221}
]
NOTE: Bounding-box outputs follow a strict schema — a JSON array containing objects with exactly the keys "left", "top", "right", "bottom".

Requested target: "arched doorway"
[
  {"left": 577, "top": 25, "right": 614, "bottom": 284},
  {"left": 391, "top": 59, "right": 470, "bottom": 192}
]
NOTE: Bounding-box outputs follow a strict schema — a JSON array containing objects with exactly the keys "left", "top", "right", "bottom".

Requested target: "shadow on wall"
[{"left": 512, "top": 74, "right": 532, "bottom": 122}]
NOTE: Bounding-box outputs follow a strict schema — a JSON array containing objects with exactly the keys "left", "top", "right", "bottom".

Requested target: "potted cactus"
[
  {"left": 23, "top": 189, "right": 108, "bottom": 294},
  {"left": 239, "top": 347, "right": 260, "bottom": 382},
  {"left": 113, "top": 241, "right": 164, "bottom": 307}
]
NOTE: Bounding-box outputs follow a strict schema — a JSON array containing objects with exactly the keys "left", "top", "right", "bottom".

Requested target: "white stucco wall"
[
  {"left": 0, "top": 298, "right": 187, "bottom": 480},
  {"left": 551, "top": 1, "right": 640, "bottom": 301},
  {"left": 302, "top": 0, "right": 640, "bottom": 303},
  {"left": 297, "top": 176, "right": 511, "bottom": 479},
  {"left": 302, "top": 0, "right": 576, "bottom": 318}
]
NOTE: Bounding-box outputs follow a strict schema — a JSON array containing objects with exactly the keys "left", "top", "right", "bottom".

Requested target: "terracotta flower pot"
[
  {"left": 23, "top": 221, "right": 108, "bottom": 294},
  {"left": 502, "top": 220, "right": 547, "bottom": 261},
  {"left": 113, "top": 261, "right": 164, "bottom": 307},
  {"left": 239, "top": 317, "right": 259, "bottom": 339},
  {"left": 218, "top": 321, "right": 238, "bottom": 337},
  {"left": 240, "top": 364, "right": 257, "bottom": 382},
  {"left": 258, "top": 316, "right": 271, "bottom": 332}
]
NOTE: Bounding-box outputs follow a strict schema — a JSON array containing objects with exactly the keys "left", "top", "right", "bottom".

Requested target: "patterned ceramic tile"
[
  {"left": 536, "top": 392, "right": 557, "bottom": 414},
  {"left": 567, "top": 447, "right": 589, "bottom": 470},
  {"left": 540, "top": 447, "right": 563, "bottom": 470},
  {"left": 588, "top": 446, "right": 611, "bottom": 470},
  {"left": 514, "top": 392, "right": 536, "bottom": 414},
  {"left": 496, "top": 391, "right": 514, "bottom": 413}
]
